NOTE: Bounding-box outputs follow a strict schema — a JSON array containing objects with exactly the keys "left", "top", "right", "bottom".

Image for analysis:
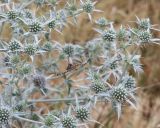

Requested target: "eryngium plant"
[{"left": 0, "top": 0, "right": 160, "bottom": 127}]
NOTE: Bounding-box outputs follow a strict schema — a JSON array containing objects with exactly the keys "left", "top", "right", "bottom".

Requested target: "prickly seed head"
[
  {"left": 29, "top": 22, "right": 42, "bottom": 33},
  {"left": 102, "top": 29, "right": 116, "bottom": 42},
  {"left": 0, "top": 107, "right": 10, "bottom": 125},
  {"left": 112, "top": 87, "right": 127, "bottom": 102},
  {"left": 62, "top": 116, "right": 76, "bottom": 128},
  {"left": 33, "top": 75, "right": 46, "bottom": 88},
  {"left": 76, "top": 108, "right": 89, "bottom": 121}
]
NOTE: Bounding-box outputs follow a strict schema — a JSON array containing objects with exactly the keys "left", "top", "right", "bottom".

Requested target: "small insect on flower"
[
  {"left": 102, "top": 29, "right": 116, "bottom": 42},
  {"left": 0, "top": 107, "right": 10, "bottom": 125},
  {"left": 76, "top": 107, "right": 89, "bottom": 121},
  {"left": 138, "top": 30, "right": 152, "bottom": 43},
  {"left": 61, "top": 116, "right": 76, "bottom": 128}
]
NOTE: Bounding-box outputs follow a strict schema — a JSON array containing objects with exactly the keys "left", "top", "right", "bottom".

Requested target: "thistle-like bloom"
[
  {"left": 44, "top": 115, "right": 54, "bottom": 127},
  {"left": 102, "top": 29, "right": 116, "bottom": 42},
  {"left": 105, "top": 85, "right": 137, "bottom": 119},
  {"left": 63, "top": 44, "right": 75, "bottom": 57},
  {"left": 7, "top": 10, "right": 17, "bottom": 20},
  {"left": 136, "top": 17, "right": 151, "bottom": 30},
  {"left": 121, "top": 75, "right": 136, "bottom": 90},
  {"left": 95, "top": 17, "right": 109, "bottom": 27},
  {"left": 65, "top": 0, "right": 78, "bottom": 16},
  {"left": 10, "top": 55, "right": 20, "bottom": 65},
  {"left": 80, "top": 0, "right": 101, "bottom": 21},
  {"left": 138, "top": 30, "right": 152, "bottom": 43},
  {"left": 0, "top": 107, "right": 11, "bottom": 125},
  {"left": 91, "top": 79, "right": 106, "bottom": 94},
  {"left": 117, "top": 26, "right": 129, "bottom": 41},
  {"left": 29, "top": 21, "right": 42, "bottom": 34},
  {"left": 62, "top": 116, "right": 76, "bottom": 128},
  {"left": 76, "top": 107, "right": 89, "bottom": 122},
  {"left": 42, "top": 42, "right": 53, "bottom": 52},
  {"left": 33, "top": 74, "right": 46, "bottom": 89},
  {"left": 24, "top": 44, "right": 38, "bottom": 56},
  {"left": 8, "top": 40, "right": 21, "bottom": 52},
  {"left": 126, "top": 54, "right": 143, "bottom": 73},
  {"left": 18, "top": 64, "right": 32, "bottom": 76}
]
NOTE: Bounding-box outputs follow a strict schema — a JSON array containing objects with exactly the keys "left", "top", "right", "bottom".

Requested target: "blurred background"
[{"left": 1, "top": 0, "right": 160, "bottom": 128}]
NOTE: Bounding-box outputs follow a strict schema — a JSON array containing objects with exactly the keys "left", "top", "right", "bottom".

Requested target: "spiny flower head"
[
  {"left": 138, "top": 30, "right": 152, "bottom": 43},
  {"left": 44, "top": 115, "right": 54, "bottom": 126},
  {"left": 18, "top": 64, "right": 32, "bottom": 76},
  {"left": 102, "top": 29, "right": 116, "bottom": 42},
  {"left": 91, "top": 80, "right": 106, "bottom": 93},
  {"left": 111, "top": 86, "right": 127, "bottom": 103},
  {"left": 0, "top": 107, "right": 10, "bottom": 125},
  {"left": 96, "top": 17, "right": 108, "bottom": 27},
  {"left": 76, "top": 107, "right": 89, "bottom": 121},
  {"left": 43, "top": 42, "right": 53, "bottom": 51},
  {"left": 48, "top": 20, "right": 56, "bottom": 29},
  {"left": 137, "top": 18, "right": 151, "bottom": 30},
  {"left": 29, "top": 21, "right": 42, "bottom": 33},
  {"left": 117, "top": 26, "right": 128, "bottom": 41},
  {"left": 122, "top": 76, "right": 136, "bottom": 89},
  {"left": 63, "top": 44, "right": 75, "bottom": 57},
  {"left": 10, "top": 55, "right": 20, "bottom": 65},
  {"left": 66, "top": 1, "right": 77, "bottom": 15},
  {"left": 82, "top": 0, "right": 94, "bottom": 13},
  {"left": 24, "top": 44, "right": 38, "bottom": 56},
  {"left": 8, "top": 40, "right": 21, "bottom": 51},
  {"left": 62, "top": 116, "right": 76, "bottom": 128},
  {"left": 7, "top": 10, "right": 17, "bottom": 20},
  {"left": 33, "top": 74, "right": 46, "bottom": 88}
]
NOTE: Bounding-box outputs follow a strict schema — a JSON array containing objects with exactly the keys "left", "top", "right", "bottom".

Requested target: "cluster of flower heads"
[{"left": 0, "top": 0, "right": 160, "bottom": 127}]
